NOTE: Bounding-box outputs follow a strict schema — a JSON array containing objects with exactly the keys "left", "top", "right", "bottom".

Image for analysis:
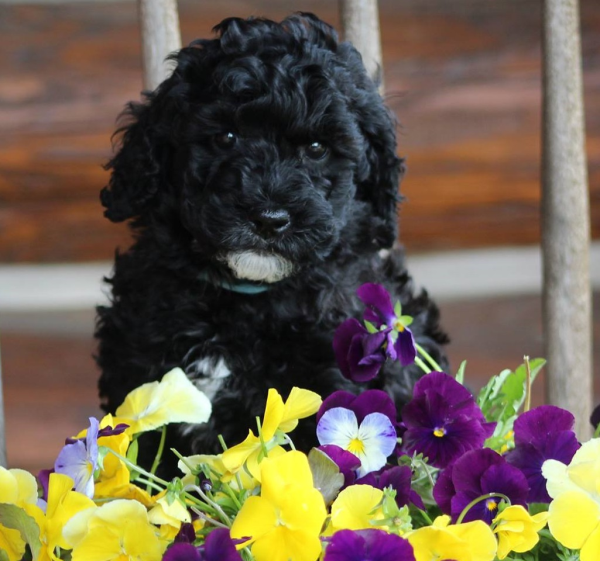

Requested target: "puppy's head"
[{"left": 103, "top": 13, "right": 403, "bottom": 284}]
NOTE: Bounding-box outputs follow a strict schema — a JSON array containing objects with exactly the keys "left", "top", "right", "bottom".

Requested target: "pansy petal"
[
  {"left": 262, "top": 389, "right": 285, "bottom": 441},
  {"left": 203, "top": 528, "right": 243, "bottom": 561},
  {"left": 547, "top": 490, "right": 600, "bottom": 550},
  {"left": 317, "top": 408, "right": 359, "bottom": 450},
  {"left": 260, "top": 451, "right": 316, "bottom": 503},
  {"left": 357, "top": 283, "right": 395, "bottom": 325},
  {"left": 221, "top": 431, "right": 261, "bottom": 473},
  {"left": 580, "top": 524, "right": 600, "bottom": 561},
  {"left": 334, "top": 319, "right": 367, "bottom": 379},
  {"left": 513, "top": 405, "right": 575, "bottom": 446},
  {"left": 163, "top": 543, "right": 201, "bottom": 561},
  {"left": 357, "top": 413, "right": 397, "bottom": 475},
  {"left": 394, "top": 328, "right": 417, "bottom": 366},
  {"left": 318, "top": 391, "right": 359, "bottom": 423},
  {"left": 229, "top": 496, "right": 277, "bottom": 547},
  {"left": 351, "top": 390, "right": 397, "bottom": 425},
  {"left": 330, "top": 485, "right": 384, "bottom": 531},
  {"left": 279, "top": 387, "right": 322, "bottom": 433},
  {"left": 115, "top": 367, "right": 212, "bottom": 434}
]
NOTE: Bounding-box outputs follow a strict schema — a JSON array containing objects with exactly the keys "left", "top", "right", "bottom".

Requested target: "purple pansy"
[
  {"left": 506, "top": 405, "right": 580, "bottom": 503},
  {"left": 324, "top": 529, "right": 415, "bottom": 561},
  {"left": 333, "top": 318, "right": 387, "bottom": 382},
  {"left": 357, "top": 283, "right": 417, "bottom": 366},
  {"left": 433, "top": 448, "right": 529, "bottom": 524},
  {"left": 318, "top": 445, "right": 361, "bottom": 488},
  {"left": 162, "top": 529, "right": 243, "bottom": 561},
  {"left": 401, "top": 372, "right": 495, "bottom": 468},
  {"left": 54, "top": 417, "right": 99, "bottom": 498},
  {"left": 356, "top": 465, "right": 425, "bottom": 510}
]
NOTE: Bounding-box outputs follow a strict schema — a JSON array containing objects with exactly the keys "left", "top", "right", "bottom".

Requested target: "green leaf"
[
  {"left": 364, "top": 321, "right": 379, "bottom": 334},
  {"left": 455, "top": 360, "right": 467, "bottom": 385},
  {"left": 394, "top": 300, "right": 402, "bottom": 318},
  {"left": 307, "top": 448, "right": 344, "bottom": 505},
  {"left": 0, "top": 550, "right": 9, "bottom": 561},
  {"left": 0, "top": 503, "right": 42, "bottom": 560}
]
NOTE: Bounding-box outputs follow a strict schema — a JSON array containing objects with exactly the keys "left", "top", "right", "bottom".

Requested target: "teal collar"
[{"left": 198, "top": 271, "right": 271, "bottom": 294}]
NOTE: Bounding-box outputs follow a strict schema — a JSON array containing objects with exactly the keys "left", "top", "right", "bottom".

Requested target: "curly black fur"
[{"left": 96, "top": 13, "right": 449, "bottom": 476}]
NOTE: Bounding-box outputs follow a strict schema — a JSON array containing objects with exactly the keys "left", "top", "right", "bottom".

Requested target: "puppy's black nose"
[{"left": 251, "top": 209, "right": 291, "bottom": 238}]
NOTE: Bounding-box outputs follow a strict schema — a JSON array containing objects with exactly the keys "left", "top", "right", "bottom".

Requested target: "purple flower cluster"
[
  {"left": 333, "top": 283, "right": 417, "bottom": 383},
  {"left": 401, "top": 372, "right": 495, "bottom": 468}
]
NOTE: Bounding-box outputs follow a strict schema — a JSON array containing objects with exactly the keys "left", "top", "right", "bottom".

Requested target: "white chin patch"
[{"left": 222, "top": 251, "right": 293, "bottom": 283}]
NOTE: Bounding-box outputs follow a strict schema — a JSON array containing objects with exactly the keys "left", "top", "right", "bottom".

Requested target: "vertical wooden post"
[
  {"left": 339, "top": 0, "right": 384, "bottom": 89},
  {"left": 542, "top": 0, "right": 592, "bottom": 440},
  {"left": 138, "top": 0, "right": 182, "bottom": 91},
  {"left": 0, "top": 343, "right": 7, "bottom": 467}
]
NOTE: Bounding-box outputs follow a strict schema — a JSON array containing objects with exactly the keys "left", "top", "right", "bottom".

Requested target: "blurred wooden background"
[
  {"left": 0, "top": 0, "right": 598, "bottom": 472},
  {"left": 1, "top": 0, "right": 598, "bottom": 262}
]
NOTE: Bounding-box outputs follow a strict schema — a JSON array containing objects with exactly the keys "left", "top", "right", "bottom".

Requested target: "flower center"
[
  {"left": 433, "top": 427, "right": 446, "bottom": 438},
  {"left": 347, "top": 437, "right": 365, "bottom": 455},
  {"left": 393, "top": 319, "right": 405, "bottom": 332},
  {"left": 486, "top": 499, "right": 498, "bottom": 512}
]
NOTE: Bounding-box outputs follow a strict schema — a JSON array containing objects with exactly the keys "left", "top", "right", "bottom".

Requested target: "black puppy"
[{"left": 96, "top": 13, "right": 448, "bottom": 474}]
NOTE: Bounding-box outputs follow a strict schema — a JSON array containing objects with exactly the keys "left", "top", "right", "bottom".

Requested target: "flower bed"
[{"left": 1, "top": 284, "right": 598, "bottom": 561}]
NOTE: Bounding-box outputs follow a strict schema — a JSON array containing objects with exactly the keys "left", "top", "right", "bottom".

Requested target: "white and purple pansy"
[{"left": 316, "top": 407, "right": 397, "bottom": 477}]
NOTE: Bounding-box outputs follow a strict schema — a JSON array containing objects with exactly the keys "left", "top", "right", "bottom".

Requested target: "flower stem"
[
  {"left": 135, "top": 476, "right": 166, "bottom": 494},
  {"left": 416, "top": 508, "right": 433, "bottom": 525},
  {"left": 147, "top": 426, "right": 167, "bottom": 493},
  {"left": 524, "top": 355, "right": 532, "bottom": 413},
  {"left": 415, "top": 356, "right": 431, "bottom": 374},
  {"left": 105, "top": 448, "right": 170, "bottom": 487},
  {"left": 416, "top": 343, "right": 442, "bottom": 372},
  {"left": 189, "top": 505, "right": 230, "bottom": 529},
  {"left": 188, "top": 484, "right": 232, "bottom": 527},
  {"left": 456, "top": 492, "right": 511, "bottom": 524},
  {"left": 256, "top": 416, "right": 269, "bottom": 459}
]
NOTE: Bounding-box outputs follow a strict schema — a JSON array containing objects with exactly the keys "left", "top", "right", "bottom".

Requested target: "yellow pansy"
[
  {"left": 542, "top": 438, "right": 600, "bottom": 561},
  {"left": 113, "top": 367, "right": 212, "bottom": 435},
  {"left": 408, "top": 515, "right": 497, "bottom": 561},
  {"left": 63, "top": 498, "right": 167, "bottom": 561},
  {"left": 492, "top": 505, "right": 548, "bottom": 559},
  {"left": 26, "top": 473, "right": 96, "bottom": 561},
  {"left": 0, "top": 467, "right": 39, "bottom": 561},
  {"left": 328, "top": 484, "right": 385, "bottom": 533},
  {"left": 230, "top": 451, "right": 327, "bottom": 561},
  {"left": 221, "top": 387, "right": 321, "bottom": 473}
]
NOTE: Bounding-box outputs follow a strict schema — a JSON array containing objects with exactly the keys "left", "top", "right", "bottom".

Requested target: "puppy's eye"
[
  {"left": 214, "top": 132, "right": 237, "bottom": 149},
  {"left": 304, "top": 141, "right": 328, "bottom": 161}
]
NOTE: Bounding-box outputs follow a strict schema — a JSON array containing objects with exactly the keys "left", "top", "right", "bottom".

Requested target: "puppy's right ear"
[{"left": 101, "top": 98, "right": 163, "bottom": 222}]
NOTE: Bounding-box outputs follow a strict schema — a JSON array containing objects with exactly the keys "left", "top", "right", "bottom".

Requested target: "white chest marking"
[{"left": 188, "top": 356, "right": 231, "bottom": 401}]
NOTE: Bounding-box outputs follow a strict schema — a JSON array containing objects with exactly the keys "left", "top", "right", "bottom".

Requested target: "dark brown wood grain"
[{"left": 0, "top": 0, "right": 598, "bottom": 262}]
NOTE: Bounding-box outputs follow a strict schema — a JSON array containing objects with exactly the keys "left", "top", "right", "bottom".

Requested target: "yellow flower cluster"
[{"left": 0, "top": 368, "right": 209, "bottom": 561}]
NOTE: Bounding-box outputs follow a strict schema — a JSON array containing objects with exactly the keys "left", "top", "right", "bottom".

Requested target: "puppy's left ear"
[{"left": 355, "top": 99, "right": 404, "bottom": 249}]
